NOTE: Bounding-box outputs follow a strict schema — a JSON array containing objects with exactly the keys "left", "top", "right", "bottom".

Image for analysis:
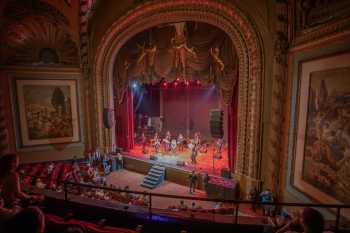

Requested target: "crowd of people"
[{"left": 0, "top": 152, "right": 339, "bottom": 233}]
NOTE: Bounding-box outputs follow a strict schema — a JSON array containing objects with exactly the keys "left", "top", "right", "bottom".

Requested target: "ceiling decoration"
[
  {"left": 0, "top": 0, "right": 79, "bottom": 66},
  {"left": 2, "top": 0, "right": 69, "bottom": 28},
  {"left": 114, "top": 22, "right": 238, "bottom": 104}
]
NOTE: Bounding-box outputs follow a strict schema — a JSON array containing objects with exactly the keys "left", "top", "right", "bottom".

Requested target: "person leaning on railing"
[
  {"left": 276, "top": 207, "right": 326, "bottom": 233},
  {"left": 0, "top": 153, "right": 44, "bottom": 208}
]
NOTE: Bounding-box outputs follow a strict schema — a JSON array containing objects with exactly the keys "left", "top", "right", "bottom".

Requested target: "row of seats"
[{"left": 46, "top": 213, "right": 140, "bottom": 233}]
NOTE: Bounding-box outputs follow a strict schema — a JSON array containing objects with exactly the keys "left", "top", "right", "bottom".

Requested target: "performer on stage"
[
  {"left": 170, "top": 138, "right": 177, "bottom": 155},
  {"left": 152, "top": 132, "right": 161, "bottom": 154},
  {"left": 214, "top": 138, "right": 224, "bottom": 159},
  {"left": 194, "top": 132, "right": 201, "bottom": 147},
  {"left": 141, "top": 132, "right": 147, "bottom": 154},
  {"left": 191, "top": 143, "right": 198, "bottom": 164},
  {"left": 177, "top": 133, "right": 184, "bottom": 151},
  {"left": 163, "top": 131, "right": 171, "bottom": 153}
]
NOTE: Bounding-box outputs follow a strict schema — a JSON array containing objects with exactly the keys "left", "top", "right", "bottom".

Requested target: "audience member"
[
  {"left": 260, "top": 189, "right": 274, "bottom": 216},
  {"left": 3, "top": 206, "right": 45, "bottom": 233},
  {"left": 276, "top": 207, "right": 324, "bottom": 233},
  {"left": 0, "top": 154, "right": 43, "bottom": 208}
]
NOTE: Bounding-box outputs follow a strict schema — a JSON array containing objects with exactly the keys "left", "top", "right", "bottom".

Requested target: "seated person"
[
  {"left": 0, "top": 154, "right": 43, "bottom": 208},
  {"left": 35, "top": 179, "right": 46, "bottom": 190},
  {"left": 0, "top": 189, "right": 21, "bottom": 230},
  {"left": 276, "top": 208, "right": 324, "bottom": 233},
  {"left": 178, "top": 200, "right": 188, "bottom": 210},
  {"left": 2, "top": 206, "right": 45, "bottom": 233},
  {"left": 103, "top": 159, "right": 111, "bottom": 175},
  {"left": 47, "top": 163, "right": 54, "bottom": 177}
]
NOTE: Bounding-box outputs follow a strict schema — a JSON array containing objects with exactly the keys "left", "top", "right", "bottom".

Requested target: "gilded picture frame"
[
  {"left": 14, "top": 79, "right": 80, "bottom": 147},
  {"left": 292, "top": 52, "right": 350, "bottom": 213}
]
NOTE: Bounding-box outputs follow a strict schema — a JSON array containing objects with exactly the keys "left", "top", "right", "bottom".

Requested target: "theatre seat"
[{"left": 45, "top": 214, "right": 139, "bottom": 233}]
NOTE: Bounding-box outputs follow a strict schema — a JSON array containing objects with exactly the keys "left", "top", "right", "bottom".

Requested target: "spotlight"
[
  {"left": 162, "top": 82, "right": 168, "bottom": 88},
  {"left": 132, "top": 82, "right": 138, "bottom": 89},
  {"left": 185, "top": 80, "right": 190, "bottom": 87},
  {"left": 174, "top": 81, "right": 179, "bottom": 87},
  {"left": 196, "top": 80, "right": 201, "bottom": 85}
]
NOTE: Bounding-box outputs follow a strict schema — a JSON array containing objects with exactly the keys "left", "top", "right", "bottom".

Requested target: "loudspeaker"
[
  {"left": 103, "top": 108, "right": 114, "bottom": 129},
  {"left": 209, "top": 109, "right": 224, "bottom": 139}
]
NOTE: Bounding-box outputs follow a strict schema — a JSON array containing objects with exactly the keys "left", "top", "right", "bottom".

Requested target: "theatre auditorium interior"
[{"left": 1, "top": 0, "right": 350, "bottom": 233}]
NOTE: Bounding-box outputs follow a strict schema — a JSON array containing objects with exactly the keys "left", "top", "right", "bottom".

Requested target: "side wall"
[{"left": 0, "top": 67, "right": 86, "bottom": 163}]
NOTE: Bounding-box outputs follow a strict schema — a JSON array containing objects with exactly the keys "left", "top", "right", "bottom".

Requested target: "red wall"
[{"left": 161, "top": 87, "right": 225, "bottom": 140}]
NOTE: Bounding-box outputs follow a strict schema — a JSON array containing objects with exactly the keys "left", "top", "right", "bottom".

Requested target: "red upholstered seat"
[{"left": 46, "top": 214, "right": 137, "bottom": 233}]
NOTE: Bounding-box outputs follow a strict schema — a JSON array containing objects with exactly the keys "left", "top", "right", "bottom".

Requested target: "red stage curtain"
[
  {"left": 115, "top": 88, "right": 134, "bottom": 151},
  {"left": 228, "top": 83, "right": 238, "bottom": 172}
]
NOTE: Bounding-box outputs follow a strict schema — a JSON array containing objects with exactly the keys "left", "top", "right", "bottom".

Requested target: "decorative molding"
[
  {"left": 292, "top": 0, "right": 350, "bottom": 46},
  {"left": 268, "top": 0, "right": 290, "bottom": 196},
  {"left": 92, "top": 0, "right": 264, "bottom": 179}
]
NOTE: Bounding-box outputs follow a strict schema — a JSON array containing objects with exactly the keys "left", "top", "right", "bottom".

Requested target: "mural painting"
[
  {"left": 15, "top": 79, "right": 80, "bottom": 147},
  {"left": 302, "top": 68, "right": 350, "bottom": 203}
]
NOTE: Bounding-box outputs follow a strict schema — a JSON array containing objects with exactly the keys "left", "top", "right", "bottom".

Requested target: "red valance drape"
[{"left": 115, "top": 88, "right": 134, "bottom": 151}]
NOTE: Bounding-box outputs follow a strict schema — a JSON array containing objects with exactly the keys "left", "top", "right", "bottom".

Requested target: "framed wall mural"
[
  {"left": 15, "top": 79, "right": 80, "bottom": 147},
  {"left": 292, "top": 52, "right": 350, "bottom": 213}
]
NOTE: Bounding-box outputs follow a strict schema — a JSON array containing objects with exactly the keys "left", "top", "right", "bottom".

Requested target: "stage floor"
[{"left": 129, "top": 144, "right": 229, "bottom": 175}]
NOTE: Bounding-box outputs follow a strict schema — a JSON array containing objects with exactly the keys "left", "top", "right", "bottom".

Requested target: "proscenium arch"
[{"left": 93, "top": 0, "right": 264, "bottom": 180}]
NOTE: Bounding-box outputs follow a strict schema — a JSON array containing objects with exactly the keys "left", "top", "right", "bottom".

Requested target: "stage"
[{"left": 128, "top": 143, "right": 229, "bottom": 176}]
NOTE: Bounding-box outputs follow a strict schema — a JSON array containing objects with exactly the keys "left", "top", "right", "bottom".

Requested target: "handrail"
[{"left": 22, "top": 173, "right": 349, "bottom": 232}]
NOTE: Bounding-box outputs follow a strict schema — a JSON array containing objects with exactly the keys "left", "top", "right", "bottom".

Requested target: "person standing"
[
  {"left": 260, "top": 189, "right": 274, "bottom": 216},
  {"left": 248, "top": 186, "right": 258, "bottom": 212},
  {"left": 191, "top": 144, "right": 198, "bottom": 164},
  {"left": 202, "top": 172, "right": 210, "bottom": 193},
  {"left": 188, "top": 171, "right": 198, "bottom": 194}
]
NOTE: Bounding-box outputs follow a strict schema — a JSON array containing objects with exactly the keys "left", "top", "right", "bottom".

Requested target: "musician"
[
  {"left": 194, "top": 132, "right": 201, "bottom": 147},
  {"left": 214, "top": 138, "right": 224, "bottom": 159},
  {"left": 177, "top": 133, "right": 184, "bottom": 151},
  {"left": 191, "top": 143, "right": 198, "bottom": 164},
  {"left": 152, "top": 133, "right": 161, "bottom": 154},
  {"left": 141, "top": 132, "right": 147, "bottom": 154},
  {"left": 170, "top": 139, "right": 177, "bottom": 155},
  {"left": 163, "top": 131, "right": 171, "bottom": 152}
]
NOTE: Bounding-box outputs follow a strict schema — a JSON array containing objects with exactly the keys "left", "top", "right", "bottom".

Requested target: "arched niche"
[{"left": 93, "top": 0, "right": 264, "bottom": 181}]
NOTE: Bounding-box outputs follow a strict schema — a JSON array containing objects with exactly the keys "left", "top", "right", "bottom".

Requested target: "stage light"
[
  {"left": 176, "top": 77, "right": 180, "bottom": 82},
  {"left": 174, "top": 81, "right": 179, "bottom": 87},
  {"left": 185, "top": 80, "right": 190, "bottom": 87},
  {"left": 132, "top": 81, "right": 138, "bottom": 89},
  {"left": 162, "top": 82, "right": 168, "bottom": 88},
  {"left": 196, "top": 80, "right": 201, "bottom": 85}
]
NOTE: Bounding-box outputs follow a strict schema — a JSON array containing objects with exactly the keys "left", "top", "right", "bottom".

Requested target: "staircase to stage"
[{"left": 141, "top": 164, "right": 166, "bottom": 189}]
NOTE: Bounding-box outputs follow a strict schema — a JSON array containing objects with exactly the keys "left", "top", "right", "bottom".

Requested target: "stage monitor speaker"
[
  {"left": 176, "top": 161, "right": 185, "bottom": 167},
  {"left": 103, "top": 108, "right": 114, "bottom": 129},
  {"left": 209, "top": 109, "right": 224, "bottom": 139},
  {"left": 221, "top": 168, "right": 231, "bottom": 179}
]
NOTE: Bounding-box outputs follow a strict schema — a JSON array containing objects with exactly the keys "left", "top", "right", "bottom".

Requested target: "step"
[
  {"left": 149, "top": 171, "right": 162, "bottom": 177},
  {"left": 143, "top": 178, "right": 158, "bottom": 185},
  {"left": 143, "top": 178, "right": 159, "bottom": 185},
  {"left": 149, "top": 169, "right": 163, "bottom": 175},
  {"left": 153, "top": 165, "right": 165, "bottom": 170},
  {"left": 141, "top": 182, "right": 155, "bottom": 189},
  {"left": 145, "top": 176, "right": 159, "bottom": 182}
]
